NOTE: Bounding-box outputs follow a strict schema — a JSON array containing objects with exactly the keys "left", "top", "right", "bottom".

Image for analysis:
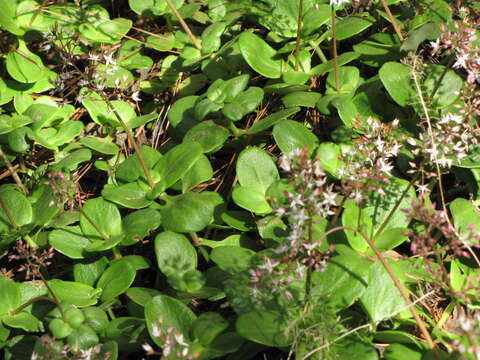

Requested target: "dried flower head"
[{"left": 8, "top": 240, "right": 54, "bottom": 280}]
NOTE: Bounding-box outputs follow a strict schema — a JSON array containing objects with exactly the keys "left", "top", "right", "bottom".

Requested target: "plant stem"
[
  {"left": 78, "top": 207, "right": 110, "bottom": 241},
  {"left": 429, "top": 53, "right": 456, "bottom": 101},
  {"left": 165, "top": 0, "right": 202, "bottom": 51},
  {"left": 39, "top": 272, "right": 66, "bottom": 320},
  {"left": 373, "top": 175, "right": 418, "bottom": 240},
  {"left": 317, "top": 225, "right": 436, "bottom": 350},
  {"left": 294, "top": 0, "right": 304, "bottom": 71},
  {"left": 379, "top": 0, "right": 404, "bottom": 41},
  {"left": 331, "top": 6, "right": 340, "bottom": 92},
  {"left": 0, "top": 195, "right": 19, "bottom": 229},
  {"left": 411, "top": 55, "right": 480, "bottom": 267},
  {"left": 104, "top": 98, "right": 155, "bottom": 189},
  {"left": 10, "top": 296, "right": 57, "bottom": 316},
  {"left": 0, "top": 145, "right": 27, "bottom": 195}
]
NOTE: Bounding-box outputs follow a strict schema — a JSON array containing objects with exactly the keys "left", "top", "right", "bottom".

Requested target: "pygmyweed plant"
[{"left": 339, "top": 117, "right": 401, "bottom": 203}]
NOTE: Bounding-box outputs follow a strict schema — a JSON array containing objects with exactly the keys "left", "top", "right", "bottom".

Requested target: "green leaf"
[
  {"left": 281, "top": 91, "right": 321, "bottom": 108},
  {"left": 155, "top": 231, "right": 197, "bottom": 276},
  {"left": 192, "top": 312, "right": 229, "bottom": 345},
  {"left": 223, "top": 87, "right": 264, "bottom": 122},
  {"left": 145, "top": 295, "right": 196, "bottom": 347},
  {"left": 161, "top": 192, "right": 223, "bottom": 232},
  {"left": 238, "top": 32, "right": 282, "bottom": 79},
  {"left": 423, "top": 64, "right": 463, "bottom": 109},
  {"left": 0, "top": 1, "right": 25, "bottom": 35},
  {"left": 201, "top": 22, "right": 227, "bottom": 54},
  {"left": 102, "top": 182, "right": 152, "bottom": 209},
  {"left": 359, "top": 261, "right": 407, "bottom": 323},
  {"left": 67, "top": 324, "right": 99, "bottom": 352},
  {"left": 183, "top": 121, "right": 230, "bottom": 154},
  {"left": 220, "top": 211, "right": 256, "bottom": 231},
  {"left": 6, "top": 41, "right": 48, "bottom": 83},
  {"left": 80, "top": 137, "right": 119, "bottom": 155},
  {"left": 384, "top": 344, "right": 422, "bottom": 360},
  {"left": 80, "top": 197, "right": 122, "bottom": 240},
  {"left": 0, "top": 114, "right": 32, "bottom": 135},
  {"left": 236, "top": 311, "right": 291, "bottom": 347},
  {"left": 333, "top": 14, "right": 376, "bottom": 40},
  {"left": 81, "top": 93, "right": 136, "bottom": 129},
  {"left": 0, "top": 188, "right": 32, "bottom": 234},
  {"left": 246, "top": 107, "right": 300, "bottom": 135},
  {"left": 342, "top": 200, "right": 373, "bottom": 253},
  {"left": 0, "top": 276, "right": 20, "bottom": 316},
  {"left": 364, "top": 177, "right": 416, "bottom": 235},
  {"left": 73, "top": 257, "right": 110, "bottom": 287},
  {"left": 379, "top": 62, "right": 414, "bottom": 107},
  {"left": 129, "top": 0, "right": 185, "bottom": 16},
  {"left": 368, "top": 228, "right": 408, "bottom": 254},
  {"left": 273, "top": 120, "right": 318, "bottom": 154},
  {"left": 3, "top": 312, "right": 40, "bottom": 332},
  {"left": 401, "top": 23, "right": 439, "bottom": 53},
  {"left": 450, "top": 198, "right": 480, "bottom": 239},
  {"left": 222, "top": 75, "right": 250, "bottom": 103},
  {"left": 236, "top": 147, "right": 279, "bottom": 193},
  {"left": 53, "top": 149, "right": 92, "bottom": 171},
  {"left": 310, "top": 52, "right": 359, "bottom": 76},
  {"left": 311, "top": 254, "right": 371, "bottom": 310},
  {"left": 116, "top": 145, "right": 161, "bottom": 183},
  {"left": 49, "top": 226, "right": 91, "bottom": 259},
  {"left": 126, "top": 287, "right": 162, "bottom": 306},
  {"left": 167, "top": 95, "right": 199, "bottom": 140},
  {"left": 122, "top": 208, "right": 161, "bottom": 246},
  {"left": 232, "top": 186, "right": 272, "bottom": 214},
  {"left": 181, "top": 154, "right": 213, "bottom": 192},
  {"left": 97, "top": 260, "right": 136, "bottom": 303},
  {"left": 48, "top": 280, "right": 100, "bottom": 307},
  {"left": 334, "top": 338, "right": 379, "bottom": 360},
  {"left": 210, "top": 246, "right": 255, "bottom": 274},
  {"left": 155, "top": 142, "right": 203, "bottom": 190},
  {"left": 325, "top": 66, "right": 360, "bottom": 94}
]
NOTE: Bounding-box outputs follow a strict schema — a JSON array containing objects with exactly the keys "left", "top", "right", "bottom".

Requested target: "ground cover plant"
[{"left": 0, "top": 0, "right": 480, "bottom": 359}]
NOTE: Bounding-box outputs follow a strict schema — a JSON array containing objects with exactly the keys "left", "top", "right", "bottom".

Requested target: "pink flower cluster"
[
  {"left": 143, "top": 317, "right": 199, "bottom": 360},
  {"left": 339, "top": 117, "right": 401, "bottom": 203},
  {"left": 431, "top": 15, "right": 480, "bottom": 84}
]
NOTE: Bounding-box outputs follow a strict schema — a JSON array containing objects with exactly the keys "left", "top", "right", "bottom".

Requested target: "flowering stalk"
[
  {"left": 294, "top": 0, "right": 304, "bottom": 71},
  {"left": 0, "top": 144, "right": 27, "bottom": 195},
  {"left": 379, "top": 0, "right": 404, "bottom": 41},
  {"left": 409, "top": 55, "right": 480, "bottom": 266},
  {"left": 103, "top": 98, "right": 155, "bottom": 189},
  {"left": 165, "top": 0, "right": 202, "bottom": 51},
  {"left": 331, "top": 4, "right": 340, "bottom": 91}
]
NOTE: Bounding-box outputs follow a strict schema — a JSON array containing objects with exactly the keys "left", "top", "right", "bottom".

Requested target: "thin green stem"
[
  {"left": 308, "top": 40, "right": 327, "bottom": 63},
  {"left": 331, "top": 6, "right": 340, "bottom": 91},
  {"left": 78, "top": 207, "right": 110, "bottom": 241},
  {"left": 0, "top": 195, "right": 18, "bottom": 229},
  {"left": 0, "top": 144, "right": 27, "bottom": 195},
  {"left": 429, "top": 53, "right": 455, "bottom": 101},
  {"left": 373, "top": 174, "right": 418, "bottom": 240},
  {"left": 317, "top": 225, "right": 436, "bottom": 350},
  {"left": 379, "top": 0, "right": 403, "bottom": 41},
  {"left": 104, "top": 98, "right": 155, "bottom": 189},
  {"left": 294, "top": 0, "right": 304, "bottom": 71},
  {"left": 165, "top": 0, "right": 202, "bottom": 51},
  {"left": 10, "top": 296, "right": 57, "bottom": 316}
]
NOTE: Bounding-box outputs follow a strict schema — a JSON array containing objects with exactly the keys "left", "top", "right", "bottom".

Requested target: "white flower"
[
  {"left": 103, "top": 52, "right": 117, "bottom": 67},
  {"left": 132, "top": 91, "right": 142, "bottom": 102},
  {"left": 151, "top": 323, "right": 161, "bottom": 338},
  {"left": 258, "top": 257, "right": 279, "bottom": 273},
  {"left": 88, "top": 53, "right": 100, "bottom": 62}
]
